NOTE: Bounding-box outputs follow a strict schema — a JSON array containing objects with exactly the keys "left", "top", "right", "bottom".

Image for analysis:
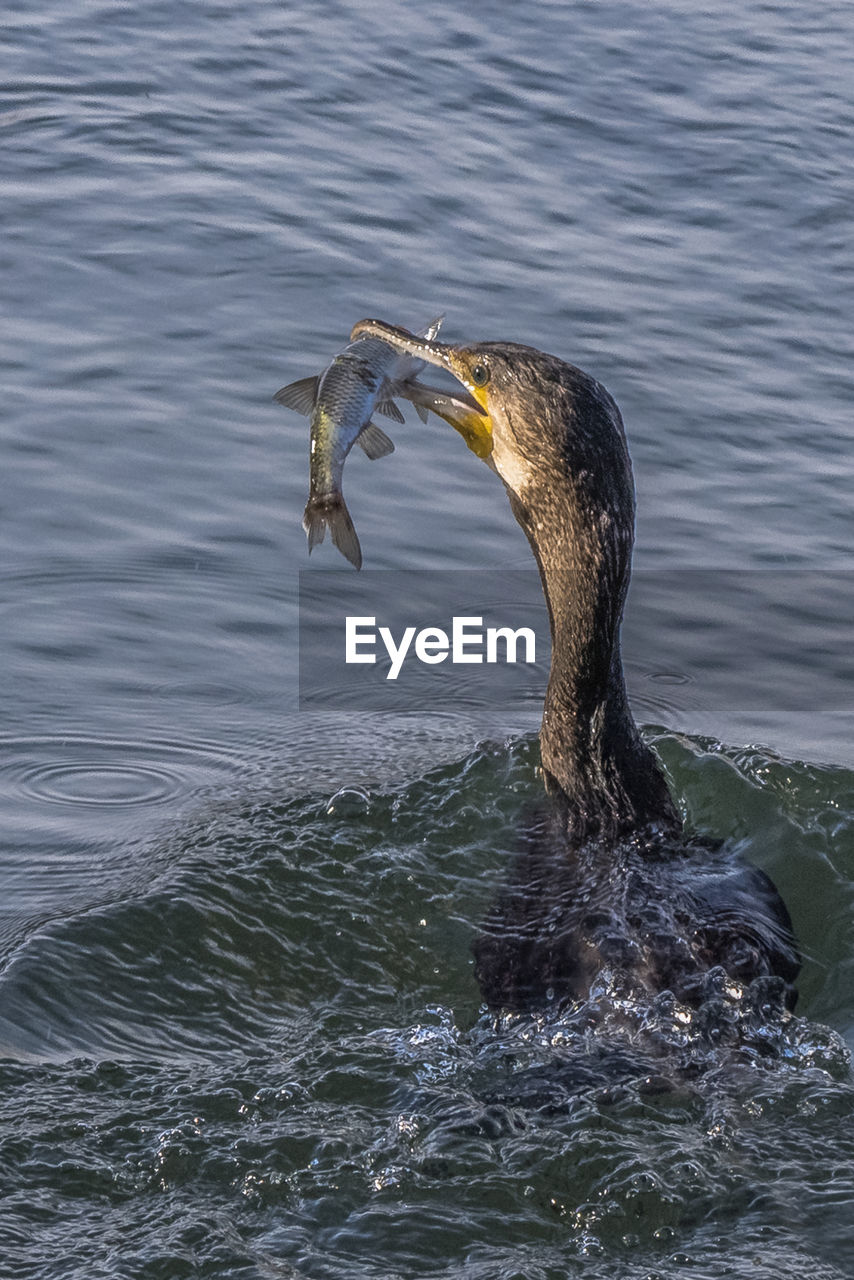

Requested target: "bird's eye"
[{"left": 470, "top": 362, "right": 489, "bottom": 387}]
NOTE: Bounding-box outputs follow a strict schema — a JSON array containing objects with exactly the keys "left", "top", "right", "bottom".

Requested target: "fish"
[
  {"left": 274, "top": 317, "right": 483, "bottom": 569},
  {"left": 348, "top": 318, "right": 494, "bottom": 459}
]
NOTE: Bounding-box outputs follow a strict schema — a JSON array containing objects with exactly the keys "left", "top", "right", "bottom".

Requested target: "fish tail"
[{"left": 302, "top": 495, "right": 362, "bottom": 570}]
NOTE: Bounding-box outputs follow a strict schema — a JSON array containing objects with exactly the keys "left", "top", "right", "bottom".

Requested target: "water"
[{"left": 3, "top": 1, "right": 854, "bottom": 1275}]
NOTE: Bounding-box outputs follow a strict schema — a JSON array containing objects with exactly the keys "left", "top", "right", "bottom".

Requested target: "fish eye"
[{"left": 470, "top": 362, "right": 489, "bottom": 387}]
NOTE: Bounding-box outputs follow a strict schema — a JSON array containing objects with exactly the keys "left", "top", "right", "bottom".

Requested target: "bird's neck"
[{"left": 511, "top": 489, "right": 680, "bottom": 842}]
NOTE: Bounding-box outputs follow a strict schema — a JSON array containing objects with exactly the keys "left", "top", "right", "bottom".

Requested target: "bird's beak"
[{"left": 351, "top": 319, "right": 494, "bottom": 459}]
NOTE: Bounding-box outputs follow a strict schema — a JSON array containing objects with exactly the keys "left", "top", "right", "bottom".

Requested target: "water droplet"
[{"left": 326, "top": 786, "right": 370, "bottom": 816}]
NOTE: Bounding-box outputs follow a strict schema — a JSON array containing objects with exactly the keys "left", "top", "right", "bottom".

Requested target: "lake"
[{"left": 3, "top": 1, "right": 854, "bottom": 1276}]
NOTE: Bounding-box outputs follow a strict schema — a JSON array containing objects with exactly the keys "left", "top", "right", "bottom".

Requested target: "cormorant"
[{"left": 350, "top": 320, "right": 801, "bottom": 1014}]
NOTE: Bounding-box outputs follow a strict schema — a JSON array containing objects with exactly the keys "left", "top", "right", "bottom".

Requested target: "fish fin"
[
  {"left": 303, "top": 495, "right": 362, "bottom": 569},
  {"left": 357, "top": 421, "right": 395, "bottom": 460},
  {"left": 376, "top": 397, "right": 406, "bottom": 423},
  {"left": 418, "top": 315, "right": 445, "bottom": 340},
  {"left": 274, "top": 375, "right": 319, "bottom": 415},
  {"left": 398, "top": 379, "right": 483, "bottom": 418},
  {"left": 394, "top": 378, "right": 435, "bottom": 414},
  {"left": 394, "top": 379, "right": 440, "bottom": 415}
]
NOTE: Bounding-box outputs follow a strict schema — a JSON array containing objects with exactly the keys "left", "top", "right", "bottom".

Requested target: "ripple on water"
[
  {"left": 0, "top": 731, "right": 252, "bottom": 962},
  {"left": 1, "top": 733, "right": 244, "bottom": 816},
  {"left": 17, "top": 759, "right": 179, "bottom": 809}
]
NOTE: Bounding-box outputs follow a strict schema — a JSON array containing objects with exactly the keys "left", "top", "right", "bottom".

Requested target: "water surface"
[{"left": 3, "top": 1, "right": 854, "bottom": 1276}]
